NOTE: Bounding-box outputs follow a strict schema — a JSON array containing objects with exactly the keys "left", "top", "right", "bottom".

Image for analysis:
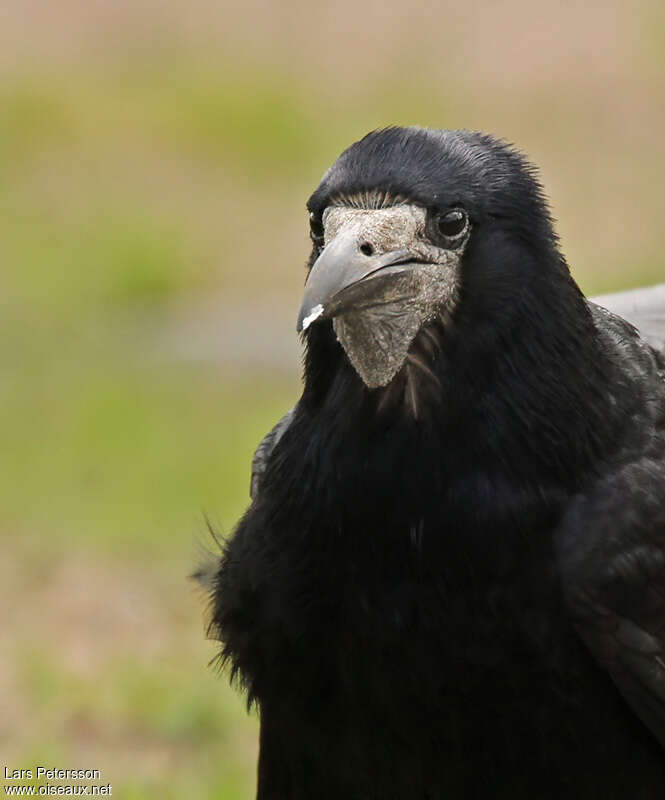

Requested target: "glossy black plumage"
[{"left": 206, "top": 128, "right": 665, "bottom": 798}]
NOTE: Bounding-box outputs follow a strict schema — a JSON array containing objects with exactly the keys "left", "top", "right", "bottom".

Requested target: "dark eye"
[
  {"left": 436, "top": 208, "right": 468, "bottom": 242},
  {"left": 309, "top": 211, "right": 324, "bottom": 244}
]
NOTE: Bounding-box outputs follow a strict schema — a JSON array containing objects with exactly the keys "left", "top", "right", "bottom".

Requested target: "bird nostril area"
[{"left": 360, "top": 242, "right": 374, "bottom": 256}]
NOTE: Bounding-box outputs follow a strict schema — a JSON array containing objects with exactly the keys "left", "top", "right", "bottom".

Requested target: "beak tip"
[{"left": 297, "top": 303, "right": 325, "bottom": 333}]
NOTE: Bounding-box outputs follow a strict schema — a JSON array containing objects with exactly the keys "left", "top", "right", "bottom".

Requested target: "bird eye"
[
  {"left": 309, "top": 211, "right": 324, "bottom": 245},
  {"left": 436, "top": 208, "right": 468, "bottom": 243}
]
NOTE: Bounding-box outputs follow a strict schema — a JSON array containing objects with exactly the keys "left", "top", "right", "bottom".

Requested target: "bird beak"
[{"left": 297, "top": 228, "right": 420, "bottom": 332}]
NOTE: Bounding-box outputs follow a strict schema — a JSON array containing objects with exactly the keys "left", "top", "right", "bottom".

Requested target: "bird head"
[{"left": 298, "top": 128, "right": 578, "bottom": 402}]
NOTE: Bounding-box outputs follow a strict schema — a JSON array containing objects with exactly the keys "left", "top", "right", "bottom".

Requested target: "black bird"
[{"left": 203, "top": 128, "right": 665, "bottom": 798}]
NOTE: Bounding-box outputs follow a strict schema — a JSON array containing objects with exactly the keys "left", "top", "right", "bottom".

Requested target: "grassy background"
[{"left": 2, "top": 1, "right": 664, "bottom": 796}]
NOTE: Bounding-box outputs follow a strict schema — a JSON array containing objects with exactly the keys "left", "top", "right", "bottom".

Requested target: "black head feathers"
[{"left": 307, "top": 127, "right": 556, "bottom": 249}]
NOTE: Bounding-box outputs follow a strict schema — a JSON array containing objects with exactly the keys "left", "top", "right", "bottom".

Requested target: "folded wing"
[
  {"left": 591, "top": 283, "right": 665, "bottom": 352},
  {"left": 557, "top": 459, "right": 665, "bottom": 749}
]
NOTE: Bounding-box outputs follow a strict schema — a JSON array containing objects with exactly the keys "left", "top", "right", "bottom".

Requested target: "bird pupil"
[{"left": 438, "top": 210, "right": 466, "bottom": 238}]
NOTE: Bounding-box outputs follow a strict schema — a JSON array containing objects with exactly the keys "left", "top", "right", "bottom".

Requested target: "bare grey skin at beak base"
[{"left": 296, "top": 204, "right": 464, "bottom": 388}]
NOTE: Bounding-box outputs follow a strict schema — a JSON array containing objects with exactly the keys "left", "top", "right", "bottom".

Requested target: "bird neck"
[{"left": 302, "top": 270, "right": 620, "bottom": 495}]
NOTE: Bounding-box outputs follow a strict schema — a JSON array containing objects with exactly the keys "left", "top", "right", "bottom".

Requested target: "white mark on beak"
[{"left": 302, "top": 304, "right": 324, "bottom": 331}]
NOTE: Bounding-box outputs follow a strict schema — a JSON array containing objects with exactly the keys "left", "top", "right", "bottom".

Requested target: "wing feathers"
[
  {"left": 558, "top": 458, "right": 665, "bottom": 749},
  {"left": 591, "top": 283, "right": 665, "bottom": 351},
  {"left": 250, "top": 407, "right": 296, "bottom": 500}
]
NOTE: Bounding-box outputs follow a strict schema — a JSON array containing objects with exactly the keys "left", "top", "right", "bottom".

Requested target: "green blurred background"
[{"left": 1, "top": 0, "right": 664, "bottom": 796}]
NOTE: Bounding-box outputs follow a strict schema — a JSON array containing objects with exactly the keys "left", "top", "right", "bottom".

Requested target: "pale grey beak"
[{"left": 297, "top": 228, "right": 416, "bottom": 332}]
